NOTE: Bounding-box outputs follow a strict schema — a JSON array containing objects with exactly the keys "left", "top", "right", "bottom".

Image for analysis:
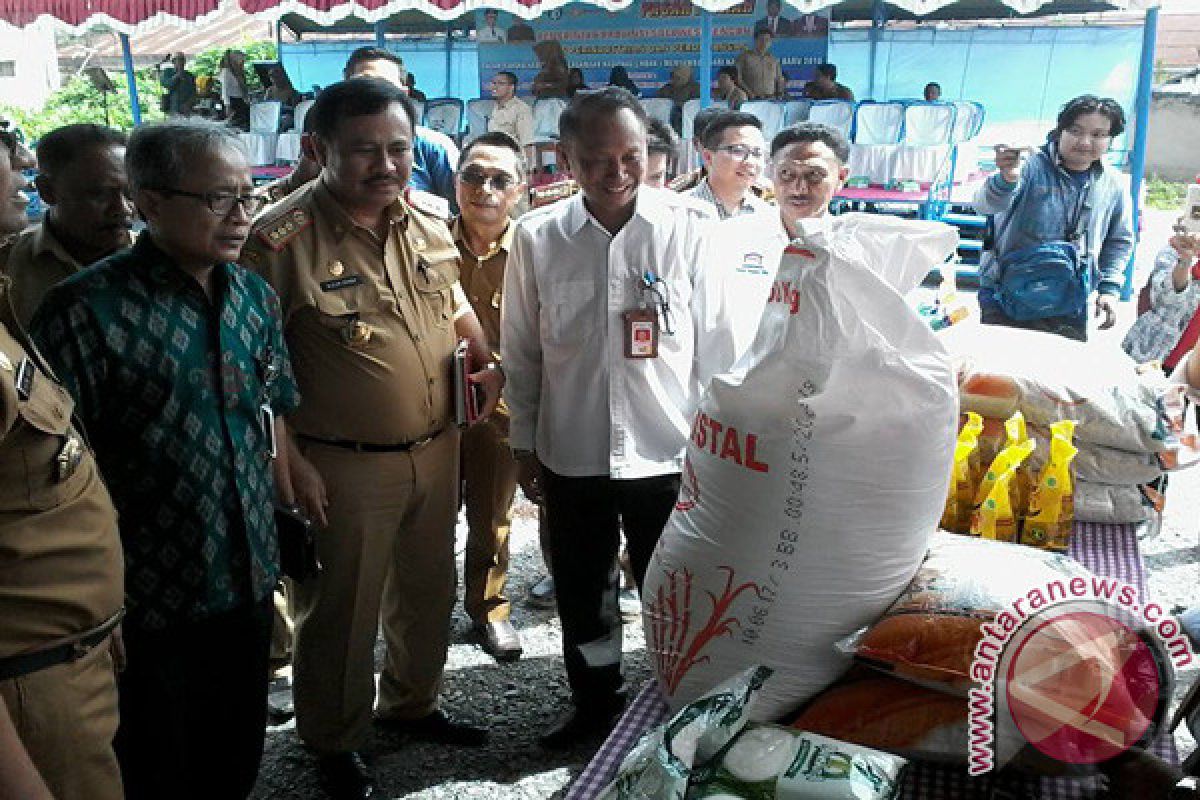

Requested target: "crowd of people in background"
[{"left": 3, "top": 20, "right": 1195, "bottom": 799}]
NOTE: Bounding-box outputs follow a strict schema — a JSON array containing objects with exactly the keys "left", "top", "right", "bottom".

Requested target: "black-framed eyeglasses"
[
  {"left": 715, "top": 144, "right": 766, "bottom": 163},
  {"left": 456, "top": 170, "right": 518, "bottom": 192},
  {"left": 151, "top": 188, "right": 268, "bottom": 216}
]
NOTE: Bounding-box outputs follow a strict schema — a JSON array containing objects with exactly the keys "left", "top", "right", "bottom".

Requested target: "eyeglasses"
[
  {"left": 771, "top": 165, "right": 829, "bottom": 186},
  {"left": 1062, "top": 126, "right": 1113, "bottom": 143},
  {"left": 715, "top": 144, "right": 766, "bottom": 163},
  {"left": 152, "top": 188, "right": 268, "bottom": 216},
  {"left": 457, "top": 170, "right": 518, "bottom": 192}
]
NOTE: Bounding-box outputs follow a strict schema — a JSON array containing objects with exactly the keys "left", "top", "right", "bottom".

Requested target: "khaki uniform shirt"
[
  {"left": 0, "top": 223, "right": 85, "bottom": 328},
  {"left": 0, "top": 279, "right": 123, "bottom": 656},
  {"left": 241, "top": 180, "right": 466, "bottom": 445},
  {"left": 488, "top": 97, "right": 535, "bottom": 148},
  {"left": 450, "top": 217, "right": 512, "bottom": 354},
  {"left": 736, "top": 49, "right": 786, "bottom": 99}
]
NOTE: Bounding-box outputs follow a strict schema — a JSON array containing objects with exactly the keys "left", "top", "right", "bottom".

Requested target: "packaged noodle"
[
  {"left": 1003, "top": 412, "right": 1033, "bottom": 515},
  {"left": 939, "top": 414, "right": 982, "bottom": 533},
  {"left": 1022, "top": 420, "right": 1079, "bottom": 551}
]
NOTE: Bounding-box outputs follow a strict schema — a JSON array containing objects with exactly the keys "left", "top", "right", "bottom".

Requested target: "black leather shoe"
[
  {"left": 377, "top": 710, "right": 488, "bottom": 746},
  {"left": 316, "top": 751, "right": 374, "bottom": 799},
  {"left": 538, "top": 703, "right": 624, "bottom": 750},
  {"left": 475, "top": 620, "right": 523, "bottom": 662}
]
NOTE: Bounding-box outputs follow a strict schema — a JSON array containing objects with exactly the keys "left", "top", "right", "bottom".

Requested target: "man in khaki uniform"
[
  {"left": 0, "top": 124, "right": 134, "bottom": 326},
  {"left": 452, "top": 131, "right": 528, "bottom": 662},
  {"left": 0, "top": 128, "right": 125, "bottom": 800},
  {"left": 736, "top": 29, "right": 787, "bottom": 99},
  {"left": 241, "top": 78, "right": 503, "bottom": 800}
]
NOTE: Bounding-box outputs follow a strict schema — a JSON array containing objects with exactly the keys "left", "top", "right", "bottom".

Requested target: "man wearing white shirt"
[
  {"left": 710, "top": 122, "right": 849, "bottom": 360},
  {"left": 478, "top": 10, "right": 506, "bottom": 43},
  {"left": 501, "top": 88, "right": 728, "bottom": 749},
  {"left": 686, "top": 111, "right": 773, "bottom": 220}
]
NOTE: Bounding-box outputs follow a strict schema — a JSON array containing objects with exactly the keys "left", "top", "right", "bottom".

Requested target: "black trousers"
[
  {"left": 541, "top": 469, "right": 680, "bottom": 708},
  {"left": 115, "top": 598, "right": 272, "bottom": 800}
]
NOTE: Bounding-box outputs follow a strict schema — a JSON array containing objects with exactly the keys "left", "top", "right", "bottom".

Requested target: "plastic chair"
[
  {"left": 808, "top": 100, "right": 855, "bottom": 138},
  {"left": 903, "top": 102, "right": 957, "bottom": 146},
  {"left": 783, "top": 99, "right": 812, "bottom": 127},
  {"left": 240, "top": 101, "right": 281, "bottom": 166},
  {"left": 852, "top": 101, "right": 905, "bottom": 145},
  {"left": 530, "top": 97, "right": 568, "bottom": 172},
  {"left": 411, "top": 100, "right": 425, "bottom": 126},
  {"left": 423, "top": 98, "right": 464, "bottom": 141},
  {"left": 293, "top": 98, "right": 315, "bottom": 133},
  {"left": 274, "top": 98, "right": 315, "bottom": 163},
  {"left": 951, "top": 101, "right": 986, "bottom": 143},
  {"left": 740, "top": 100, "right": 786, "bottom": 142},
  {"left": 680, "top": 98, "right": 729, "bottom": 141},
  {"left": 465, "top": 98, "right": 495, "bottom": 142},
  {"left": 641, "top": 97, "right": 674, "bottom": 129}
]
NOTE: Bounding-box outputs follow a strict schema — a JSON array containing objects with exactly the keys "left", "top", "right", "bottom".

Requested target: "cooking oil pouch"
[
  {"left": 973, "top": 438, "right": 1036, "bottom": 511},
  {"left": 1022, "top": 421, "right": 1079, "bottom": 551},
  {"left": 1003, "top": 411, "right": 1033, "bottom": 516}
]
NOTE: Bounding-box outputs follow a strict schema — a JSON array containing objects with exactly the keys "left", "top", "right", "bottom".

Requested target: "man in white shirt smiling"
[{"left": 501, "top": 88, "right": 729, "bottom": 749}]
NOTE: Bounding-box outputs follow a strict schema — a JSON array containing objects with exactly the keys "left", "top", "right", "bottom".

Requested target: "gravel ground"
[{"left": 252, "top": 209, "right": 1198, "bottom": 799}]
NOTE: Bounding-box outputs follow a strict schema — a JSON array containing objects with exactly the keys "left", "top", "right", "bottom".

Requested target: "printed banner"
[{"left": 475, "top": 1, "right": 828, "bottom": 101}]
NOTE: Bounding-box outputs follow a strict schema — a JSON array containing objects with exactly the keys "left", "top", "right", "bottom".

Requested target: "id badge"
[{"left": 622, "top": 308, "right": 659, "bottom": 359}]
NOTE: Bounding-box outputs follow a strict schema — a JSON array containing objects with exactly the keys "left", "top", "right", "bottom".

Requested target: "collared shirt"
[
  {"left": 706, "top": 210, "right": 792, "bottom": 361},
  {"left": 30, "top": 233, "right": 300, "bottom": 631},
  {"left": 735, "top": 50, "right": 786, "bottom": 99},
  {"left": 242, "top": 180, "right": 467, "bottom": 445},
  {"left": 0, "top": 287, "right": 123, "bottom": 656},
  {"left": 501, "top": 188, "right": 733, "bottom": 479},
  {"left": 488, "top": 96, "right": 535, "bottom": 148},
  {"left": 0, "top": 222, "right": 95, "bottom": 327},
  {"left": 412, "top": 126, "right": 461, "bottom": 210},
  {"left": 686, "top": 177, "right": 774, "bottom": 221},
  {"left": 452, "top": 216, "right": 513, "bottom": 353}
]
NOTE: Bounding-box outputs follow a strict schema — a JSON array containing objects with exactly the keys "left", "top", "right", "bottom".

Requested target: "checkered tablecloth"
[{"left": 566, "top": 522, "right": 1179, "bottom": 800}]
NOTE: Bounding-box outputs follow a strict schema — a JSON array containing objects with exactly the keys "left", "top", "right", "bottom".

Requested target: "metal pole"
[
  {"left": 700, "top": 9, "right": 712, "bottom": 107},
  {"left": 1123, "top": 6, "right": 1158, "bottom": 301},
  {"left": 119, "top": 33, "right": 142, "bottom": 126},
  {"left": 374, "top": 20, "right": 387, "bottom": 49},
  {"left": 867, "top": 0, "right": 886, "bottom": 101},
  {"left": 445, "top": 24, "right": 453, "bottom": 98}
]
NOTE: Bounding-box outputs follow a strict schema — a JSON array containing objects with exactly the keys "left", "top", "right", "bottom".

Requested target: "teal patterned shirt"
[{"left": 31, "top": 233, "right": 300, "bottom": 630}]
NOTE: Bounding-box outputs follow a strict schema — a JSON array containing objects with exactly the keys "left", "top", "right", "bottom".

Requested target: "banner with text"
[{"left": 475, "top": 1, "right": 828, "bottom": 101}]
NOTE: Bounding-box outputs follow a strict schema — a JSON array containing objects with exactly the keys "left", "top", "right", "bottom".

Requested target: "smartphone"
[{"left": 1182, "top": 184, "right": 1200, "bottom": 234}]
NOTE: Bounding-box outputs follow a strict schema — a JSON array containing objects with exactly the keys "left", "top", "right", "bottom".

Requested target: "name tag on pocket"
[{"left": 320, "top": 275, "right": 364, "bottom": 292}]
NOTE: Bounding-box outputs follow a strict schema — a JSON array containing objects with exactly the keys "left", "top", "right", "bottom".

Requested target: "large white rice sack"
[{"left": 644, "top": 214, "right": 959, "bottom": 720}]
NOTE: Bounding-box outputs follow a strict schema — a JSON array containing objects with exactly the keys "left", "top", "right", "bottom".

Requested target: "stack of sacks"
[
  {"left": 644, "top": 213, "right": 960, "bottom": 720},
  {"left": 943, "top": 323, "right": 1199, "bottom": 524}
]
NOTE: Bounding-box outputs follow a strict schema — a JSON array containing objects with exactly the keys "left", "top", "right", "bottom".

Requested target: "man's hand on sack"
[{"left": 1094, "top": 293, "right": 1118, "bottom": 330}]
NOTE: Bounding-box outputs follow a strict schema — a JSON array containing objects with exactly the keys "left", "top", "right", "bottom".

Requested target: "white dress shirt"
[{"left": 502, "top": 188, "right": 732, "bottom": 479}]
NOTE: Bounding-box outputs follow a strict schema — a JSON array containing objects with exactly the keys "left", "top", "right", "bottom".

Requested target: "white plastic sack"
[
  {"left": 1074, "top": 478, "right": 1154, "bottom": 524},
  {"left": 644, "top": 214, "right": 960, "bottom": 720}
]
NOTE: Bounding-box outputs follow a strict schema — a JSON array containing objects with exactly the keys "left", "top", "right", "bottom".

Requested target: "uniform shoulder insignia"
[
  {"left": 255, "top": 206, "right": 311, "bottom": 253},
  {"left": 529, "top": 179, "right": 579, "bottom": 209},
  {"left": 405, "top": 188, "right": 450, "bottom": 220}
]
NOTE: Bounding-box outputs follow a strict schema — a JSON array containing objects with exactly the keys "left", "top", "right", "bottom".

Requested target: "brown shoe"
[{"left": 475, "top": 620, "right": 523, "bottom": 662}]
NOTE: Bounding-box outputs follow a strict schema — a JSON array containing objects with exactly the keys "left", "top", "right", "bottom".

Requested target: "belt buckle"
[
  {"left": 411, "top": 430, "right": 438, "bottom": 451},
  {"left": 68, "top": 639, "right": 93, "bottom": 662}
]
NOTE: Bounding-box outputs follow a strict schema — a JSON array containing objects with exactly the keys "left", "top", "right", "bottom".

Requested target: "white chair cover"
[
  {"left": 423, "top": 99, "right": 464, "bottom": 139},
  {"left": 808, "top": 100, "right": 854, "bottom": 137},
  {"left": 903, "top": 102, "right": 956, "bottom": 146},
  {"left": 950, "top": 101, "right": 986, "bottom": 143},
  {"left": 274, "top": 133, "right": 302, "bottom": 163},
  {"left": 680, "top": 98, "right": 728, "bottom": 141},
  {"left": 532, "top": 97, "right": 568, "bottom": 140},
  {"left": 892, "top": 144, "right": 954, "bottom": 184},
  {"left": 411, "top": 100, "right": 425, "bottom": 126},
  {"left": 847, "top": 144, "right": 897, "bottom": 185},
  {"left": 465, "top": 98, "right": 495, "bottom": 142},
  {"left": 292, "top": 98, "right": 315, "bottom": 134},
  {"left": 239, "top": 133, "right": 277, "bottom": 167},
  {"left": 249, "top": 101, "right": 282, "bottom": 133},
  {"left": 853, "top": 102, "right": 904, "bottom": 145},
  {"left": 641, "top": 97, "right": 674, "bottom": 128},
  {"left": 741, "top": 100, "right": 786, "bottom": 142},
  {"left": 783, "top": 99, "right": 812, "bottom": 127}
]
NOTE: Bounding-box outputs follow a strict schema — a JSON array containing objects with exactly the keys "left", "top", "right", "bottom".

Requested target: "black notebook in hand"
[{"left": 274, "top": 504, "right": 320, "bottom": 581}]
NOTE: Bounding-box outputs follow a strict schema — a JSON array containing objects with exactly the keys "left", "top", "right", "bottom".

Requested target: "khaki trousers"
[
  {"left": 269, "top": 580, "right": 293, "bottom": 668},
  {"left": 292, "top": 430, "right": 459, "bottom": 753},
  {"left": 461, "top": 414, "right": 519, "bottom": 624},
  {"left": 0, "top": 639, "right": 122, "bottom": 800}
]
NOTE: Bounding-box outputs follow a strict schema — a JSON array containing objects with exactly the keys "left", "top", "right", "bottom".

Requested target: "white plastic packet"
[{"left": 645, "top": 214, "right": 960, "bottom": 720}]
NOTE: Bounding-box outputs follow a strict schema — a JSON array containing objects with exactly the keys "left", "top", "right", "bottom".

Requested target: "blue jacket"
[
  {"left": 973, "top": 142, "right": 1135, "bottom": 298},
  {"left": 409, "top": 127, "right": 458, "bottom": 211}
]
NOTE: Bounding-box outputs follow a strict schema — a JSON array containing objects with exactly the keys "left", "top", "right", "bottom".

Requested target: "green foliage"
[
  {"left": 0, "top": 40, "right": 277, "bottom": 141},
  {"left": 1146, "top": 176, "right": 1187, "bottom": 211},
  {"left": 191, "top": 41, "right": 278, "bottom": 93},
  {"left": 0, "top": 68, "right": 165, "bottom": 141}
]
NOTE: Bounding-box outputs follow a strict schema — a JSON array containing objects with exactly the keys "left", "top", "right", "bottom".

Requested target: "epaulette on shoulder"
[
  {"left": 529, "top": 178, "right": 579, "bottom": 209},
  {"left": 255, "top": 206, "right": 311, "bottom": 253},
  {"left": 406, "top": 188, "right": 450, "bottom": 220}
]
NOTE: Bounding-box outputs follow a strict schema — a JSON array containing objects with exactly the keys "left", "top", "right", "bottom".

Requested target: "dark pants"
[
  {"left": 978, "top": 288, "right": 1088, "bottom": 342},
  {"left": 227, "top": 97, "right": 251, "bottom": 131},
  {"left": 541, "top": 469, "right": 680, "bottom": 708},
  {"left": 115, "top": 598, "right": 272, "bottom": 800}
]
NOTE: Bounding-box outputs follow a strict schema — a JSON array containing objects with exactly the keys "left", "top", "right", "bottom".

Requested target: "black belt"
[
  {"left": 300, "top": 429, "right": 443, "bottom": 453},
  {"left": 0, "top": 610, "right": 124, "bottom": 682}
]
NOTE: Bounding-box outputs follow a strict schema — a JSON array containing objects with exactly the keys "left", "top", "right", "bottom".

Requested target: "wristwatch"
[{"left": 512, "top": 448, "right": 535, "bottom": 460}]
